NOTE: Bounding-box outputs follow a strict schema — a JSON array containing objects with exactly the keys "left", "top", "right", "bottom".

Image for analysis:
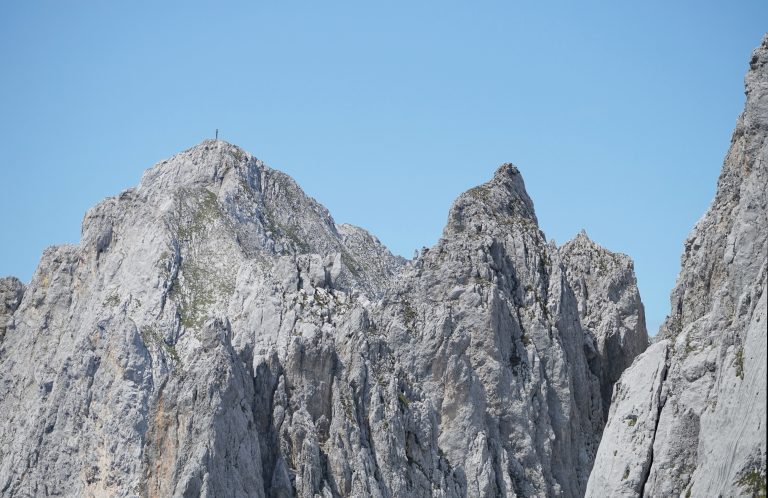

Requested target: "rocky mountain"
[
  {"left": 0, "top": 134, "right": 648, "bottom": 495},
  {"left": 3, "top": 35, "right": 763, "bottom": 498},
  {"left": 586, "top": 35, "right": 768, "bottom": 497},
  {"left": 0, "top": 277, "right": 23, "bottom": 343}
]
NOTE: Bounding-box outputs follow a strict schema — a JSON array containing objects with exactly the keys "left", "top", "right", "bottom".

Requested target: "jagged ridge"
[
  {"left": 586, "top": 34, "right": 768, "bottom": 498},
  {"left": 0, "top": 130, "right": 649, "bottom": 495}
]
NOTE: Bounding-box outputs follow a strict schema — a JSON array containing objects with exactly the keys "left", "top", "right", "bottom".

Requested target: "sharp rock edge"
[
  {"left": 586, "top": 34, "right": 768, "bottom": 498},
  {"left": 0, "top": 142, "right": 648, "bottom": 497},
  {"left": 3, "top": 35, "right": 765, "bottom": 498}
]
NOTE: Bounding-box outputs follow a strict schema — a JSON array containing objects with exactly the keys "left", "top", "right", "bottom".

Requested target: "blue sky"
[{"left": 1, "top": 1, "right": 765, "bottom": 334}]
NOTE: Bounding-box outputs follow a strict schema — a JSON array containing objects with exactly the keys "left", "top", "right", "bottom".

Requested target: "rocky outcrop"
[
  {"left": 0, "top": 277, "right": 23, "bottom": 343},
  {"left": 343, "top": 164, "right": 649, "bottom": 496},
  {"left": 8, "top": 33, "right": 765, "bottom": 495},
  {"left": 0, "top": 142, "right": 403, "bottom": 497},
  {"left": 586, "top": 35, "right": 768, "bottom": 498},
  {"left": 0, "top": 137, "right": 648, "bottom": 497},
  {"left": 560, "top": 231, "right": 649, "bottom": 418},
  {"left": 585, "top": 341, "right": 669, "bottom": 496}
]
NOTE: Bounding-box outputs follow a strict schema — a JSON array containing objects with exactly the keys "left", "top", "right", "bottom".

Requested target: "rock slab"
[
  {"left": 0, "top": 148, "right": 648, "bottom": 497},
  {"left": 587, "top": 34, "right": 768, "bottom": 498}
]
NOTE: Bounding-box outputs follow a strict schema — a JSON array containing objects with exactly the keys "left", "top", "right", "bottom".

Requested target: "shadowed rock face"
[
  {"left": 559, "top": 232, "right": 649, "bottom": 420},
  {"left": 0, "top": 136, "right": 651, "bottom": 494},
  {"left": 587, "top": 35, "right": 768, "bottom": 498}
]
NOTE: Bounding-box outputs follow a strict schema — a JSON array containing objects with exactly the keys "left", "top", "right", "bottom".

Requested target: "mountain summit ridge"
[
  {"left": 586, "top": 34, "right": 768, "bottom": 498},
  {"left": 1, "top": 35, "right": 764, "bottom": 498},
  {"left": 0, "top": 135, "right": 648, "bottom": 497}
]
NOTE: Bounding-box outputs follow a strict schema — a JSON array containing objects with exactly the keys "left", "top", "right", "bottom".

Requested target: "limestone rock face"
[
  {"left": 0, "top": 277, "right": 23, "bottom": 343},
  {"left": 559, "top": 232, "right": 649, "bottom": 418},
  {"left": 5, "top": 34, "right": 765, "bottom": 495},
  {"left": 0, "top": 140, "right": 648, "bottom": 497},
  {"left": 585, "top": 341, "right": 669, "bottom": 497},
  {"left": 587, "top": 35, "right": 768, "bottom": 498}
]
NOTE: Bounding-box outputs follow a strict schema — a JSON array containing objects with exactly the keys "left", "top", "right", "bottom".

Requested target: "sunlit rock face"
[
  {"left": 4, "top": 34, "right": 765, "bottom": 496},
  {"left": 0, "top": 131, "right": 650, "bottom": 497},
  {"left": 587, "top": 35, "right": 768, "bottom": 498}
]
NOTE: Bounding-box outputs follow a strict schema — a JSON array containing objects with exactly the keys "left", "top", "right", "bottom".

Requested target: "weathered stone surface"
[
  {"left": 587, "top": 35, "right": 768, "bottom": 498},
  {"left": 0, "top": 140, "right": 649, "bottom": 497},
  {"left": 5, "top": 33, "right": 765, "bottom": 495},
  {"left": 0, "top": 277, "right": 23, "bottom": 343},
  {"left": 560, "top": 231, "right": 650, "bottom": 418},
  {"left": 585, "top": 340, "right": 669, "bottom": 497}
]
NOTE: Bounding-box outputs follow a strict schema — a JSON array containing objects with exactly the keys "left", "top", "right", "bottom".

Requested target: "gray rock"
[
  {"left": 0, "top": 124, "right": 650, "bottom": 495},
  {"left": 0, "top": 277, "right": 23, "bottom": 343},
  {"left": 586, "top": 34, "right": 768, "bottom": 498},
  {"left": 585, "top": 340, "right": 669, "bottom": 497},
  {"left": 559, "top": 231, "right": 649, "bottom": 418}
]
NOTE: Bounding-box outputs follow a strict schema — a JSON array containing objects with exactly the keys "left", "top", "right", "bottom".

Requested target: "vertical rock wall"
[{"left": 587, "top": 35, "right": 768, "bottom": 498}]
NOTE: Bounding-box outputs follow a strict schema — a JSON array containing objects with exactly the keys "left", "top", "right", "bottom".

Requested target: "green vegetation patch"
[
  {"left": 340, "top": 249, "right": 362, "bottom": 277},
  {"left": 140, "top": 325, "right": 181, "bottom": 366},
  {"left": 103, "top": 293, "right": 120, "bottom": 307},
  {"left": 168, "top": 188, "right": 236, "bottom": 330},
  {"left": 398, "top": 392, "right": 411, "bottom": 408},
  {"left": 174, "top": 189, "right": 221, "bottom": 242},
  {"left": 171, "top": 258, "right": 235, "bottom": 330},
  {"left": 736, "top": 467, "right": 767, "bottom": 497},
  {"left": 402, "top": 299, "right": 417, "bottom": 332}
]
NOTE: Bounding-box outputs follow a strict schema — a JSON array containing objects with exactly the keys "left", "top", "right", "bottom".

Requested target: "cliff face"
[
  {"left": 587, "top": 36, "right": 768, "bottom": 498},
  {"left": 0, "top": 277, "right": 23, "bottom": 343},
  {"left": 0, "top": 142, "right": 647, "bottom": 496},
  {"left": 3, "top": 35, "right": 765, "bottom": 497}
]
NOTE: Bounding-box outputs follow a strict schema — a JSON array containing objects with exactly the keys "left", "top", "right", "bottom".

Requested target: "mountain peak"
[
  {"left": 187, "top": 138, "right": 243, "bottom": 153},
  {"left": 135, "top": 139, "right": 261, "bottom": 197},
  {"left": 0, "top": 145, "right": 648, "bottom": 498},
  {"left": 444, "top": 162, "right": 538, "bottom": 236},
  {"left": 493, "top": 162, "right": 520, "bottom": 178}
]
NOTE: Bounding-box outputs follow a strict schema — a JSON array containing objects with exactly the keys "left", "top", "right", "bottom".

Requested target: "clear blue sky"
[{"left": 1, "top": 1, "right": 765, "bottom": 334}]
